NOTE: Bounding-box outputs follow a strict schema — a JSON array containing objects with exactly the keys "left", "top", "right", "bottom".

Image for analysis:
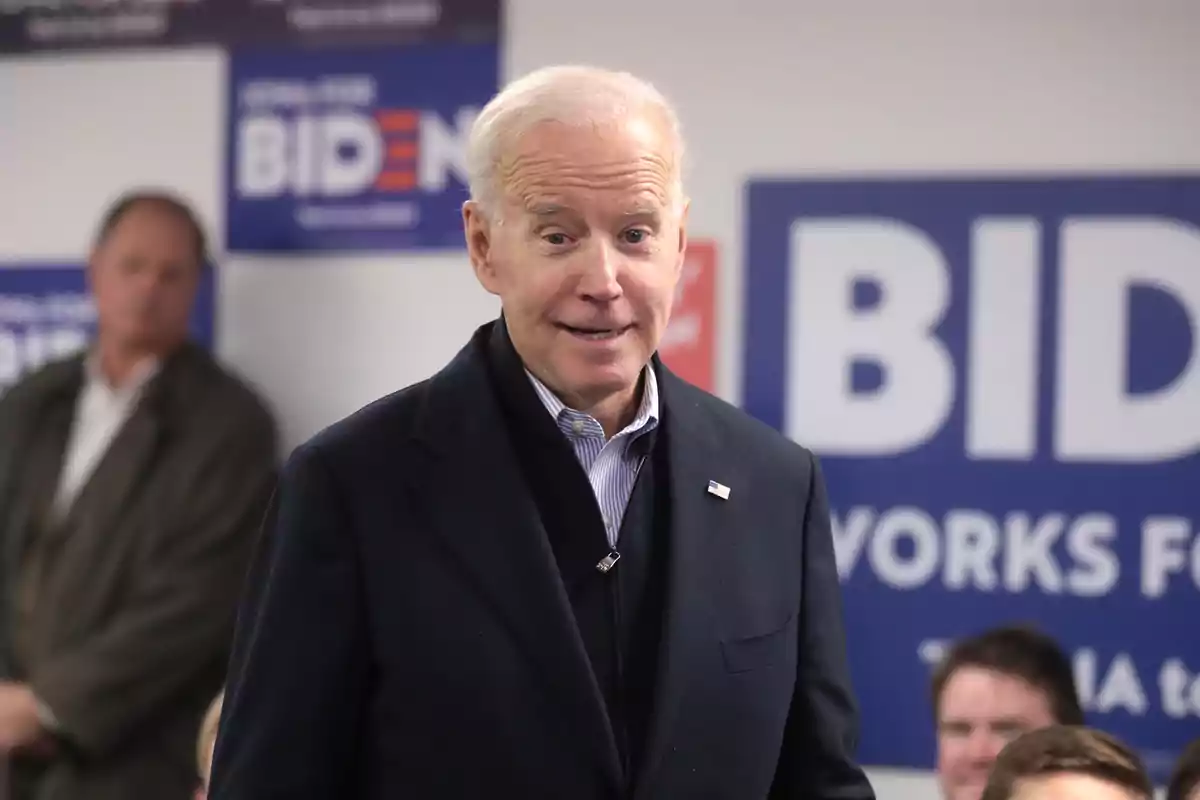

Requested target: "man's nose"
[
  {"left": 965, "top": 730, "right": 1003, "bottom": 764},
  {"left": 577, "top": 240, "right": 623, "bottom": 302},
  {"left": 129, "top": 265, "right": 166, "bottom": 294}
]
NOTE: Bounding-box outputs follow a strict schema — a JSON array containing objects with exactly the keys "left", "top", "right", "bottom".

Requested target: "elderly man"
[
  {"left": 0, "top": 190, "right": 278, "bottom": 800},
  {"left": 209, "top": 65, "right": 874, "bottom": 799}
]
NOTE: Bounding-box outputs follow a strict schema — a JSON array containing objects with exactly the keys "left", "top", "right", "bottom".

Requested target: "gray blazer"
[{"left": 0, "top": 342, "right": 279, "bottom": 800}]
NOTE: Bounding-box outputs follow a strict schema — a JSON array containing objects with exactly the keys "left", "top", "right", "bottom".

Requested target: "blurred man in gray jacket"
[{"left": 0, "top": 190, "right": 278, "bottom": 800}]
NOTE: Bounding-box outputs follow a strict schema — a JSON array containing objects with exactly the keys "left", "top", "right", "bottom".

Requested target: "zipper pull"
[{"left": 596, "top": 551, "right": 620, "bottom": 573}]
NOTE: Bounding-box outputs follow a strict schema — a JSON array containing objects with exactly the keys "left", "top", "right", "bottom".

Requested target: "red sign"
[{"left": 659, "top": 239, "right": 717, "bottom": 392}]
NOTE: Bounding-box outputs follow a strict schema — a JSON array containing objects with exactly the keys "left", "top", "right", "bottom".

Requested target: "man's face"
[
  {"left": 937, "top": 667, "right": 1059, "bottom": 800},
  {"left": 463, "top": 114, "right": 687, "bottom": 410},
  {"left": 90, "top": 202, "right": 200, "bottom": 356},
  {"left": 1010, "top": 773, "right": 1144, "bottom": 800}
]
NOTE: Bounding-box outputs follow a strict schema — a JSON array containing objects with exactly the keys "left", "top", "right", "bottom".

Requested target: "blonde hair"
[
  {"left": 465, "top": 64, "right": 686, "bottom": 217},
  {"left": 196, "top": 690, "right": 224, "bottom": 784}
]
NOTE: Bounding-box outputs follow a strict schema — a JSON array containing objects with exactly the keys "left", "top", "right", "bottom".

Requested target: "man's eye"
[
  {"left": 623, "top": 229, "right": 648, "bottom": 244},
  {"left": 544, "top": 233, "right": 568, "bottom": 246},
  {"left": 994, "top": 724, "right": 1028, "bottom": 741}
]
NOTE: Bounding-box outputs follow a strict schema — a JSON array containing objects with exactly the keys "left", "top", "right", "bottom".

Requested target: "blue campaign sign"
[
  {"left": 225, "top": 41, "right": 498, "bottom": 253},
  {"left": 743, "top": 176, "right": 1200, "bottom": 780},
  {"left": 0, "top": 264, "right": 216, "bottom": 394}
]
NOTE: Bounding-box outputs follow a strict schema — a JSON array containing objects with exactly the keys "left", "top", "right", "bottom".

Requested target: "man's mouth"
[{"left": 556, "top": 323, "right": 633, "bottom": 341}]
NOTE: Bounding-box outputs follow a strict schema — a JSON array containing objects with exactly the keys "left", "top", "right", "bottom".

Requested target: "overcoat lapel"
[{"left": 634, "top": 366, "right": 748, "bottom": 798}]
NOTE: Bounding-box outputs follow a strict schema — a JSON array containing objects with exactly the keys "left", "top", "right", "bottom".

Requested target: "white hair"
[{"left": 465, "top": 65, "right": 687, "bottom": 217}]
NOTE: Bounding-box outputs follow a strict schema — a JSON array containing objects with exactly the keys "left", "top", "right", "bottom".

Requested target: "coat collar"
[{"left": 0, "top": 341, "right": 218, "bottom": 588}]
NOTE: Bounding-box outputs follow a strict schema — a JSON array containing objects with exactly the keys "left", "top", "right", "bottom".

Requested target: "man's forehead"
[
  {"left": 946, "top": 666, "right": 1048, "bottom": 695},
  {"left": 941, "top": 668, "right": 1055, "bottom": 710},
  {"left": 509, "top": 112, "right": 675, "bottom": 157},
  {"left": 497, "top": 116, "right": 680, "bottom": 200},
  {"left": 1012, "top": 773, "right": 1142, "bottom": 800}
]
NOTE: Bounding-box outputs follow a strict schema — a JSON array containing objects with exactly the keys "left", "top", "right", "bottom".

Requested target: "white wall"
[{"left": 2, "top": 1, "right": 1197, "bottom": 795}]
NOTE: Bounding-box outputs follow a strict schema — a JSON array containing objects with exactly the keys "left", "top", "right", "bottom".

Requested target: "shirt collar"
[
  {"left": 524, "top": 365, "right": 660, "bottom": 442},
  {"left": 83, "top": 351, "right": 161, "bottom": 399}
]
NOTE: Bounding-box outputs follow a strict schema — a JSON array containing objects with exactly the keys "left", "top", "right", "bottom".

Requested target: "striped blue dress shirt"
[{"left": 525, "top": 367, "right": 661, "bottom": 550}]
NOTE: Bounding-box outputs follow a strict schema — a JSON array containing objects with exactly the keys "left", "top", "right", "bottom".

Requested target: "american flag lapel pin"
[{"left": 707, "top": 480, "right": 731, "bottom": 500}]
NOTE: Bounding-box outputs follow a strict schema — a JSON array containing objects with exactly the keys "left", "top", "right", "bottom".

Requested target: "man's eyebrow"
[
  {"left": 938, "top": 719, "right": 971, "bottom": 731},
  {"left": 988, "top": 717, "right": 1030, "bottom": 730},
  {"left": 624, "top": 206, "right": 661, "bottom": 217}
]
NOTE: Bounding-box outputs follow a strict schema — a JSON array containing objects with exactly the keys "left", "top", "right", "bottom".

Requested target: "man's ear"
[
  {"left": 674, "top": 197, "right": 691, "bottom": 275},
  {"left": 463, "top": 200, "right": 501, "bottom": 296},
  {"left": 85, "top": 247, "right": 101, "bottom": 292}
]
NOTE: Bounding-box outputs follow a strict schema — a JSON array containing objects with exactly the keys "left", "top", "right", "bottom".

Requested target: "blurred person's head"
[
  {"left": 980, "top": 725, "right": 1152, "bottom": 800},
  {"left": 1167, "top": 737, "right": 1200, "bottom": 800},
  {"left": 89, "top": 189, "right": 207, "bottom": 373},
  {"left": 933, "top": 625, "right": 1084, "bottom": 800},
  {"left": 194, "top": 690, "right": 223, "bottom": 800},
  {"left": 461, "top": 65, "right": 689, "bottom": 433}
]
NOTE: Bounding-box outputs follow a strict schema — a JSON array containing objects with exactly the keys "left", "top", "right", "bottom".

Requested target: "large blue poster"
[
  {"left": 743, "top": 176, "right": 1200, "bottom": 780},
  {"left": 225, "top": 40, "right": 498, "bottom": 253},
  {"left": 0, "top": 264, "right": 216, "bottom": 395}
]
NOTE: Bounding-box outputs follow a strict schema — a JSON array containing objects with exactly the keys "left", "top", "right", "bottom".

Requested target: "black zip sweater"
[{"left": 482, "top": 322, "right": 673, "bottom": 791}]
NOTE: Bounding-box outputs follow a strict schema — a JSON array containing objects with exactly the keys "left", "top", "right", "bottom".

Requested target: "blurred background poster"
[
  {"left": 0, "top": 0, "right": 501, "bottom": 56},
  {"left": 743, "top": 175, "right": 1200, "bottom": 780},
  {"left": 224, "top": 38, "right": 499, "bottom": 253},
  {"left": 659, "top": 239, "right": 717, "bottom": 392}
]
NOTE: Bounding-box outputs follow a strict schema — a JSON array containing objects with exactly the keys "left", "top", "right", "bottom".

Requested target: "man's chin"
[
  {"left": 113, "top": 326, "right": 175, "bottom": 352},
  {"left": 553, "top": 367, "right": 638, "bottom": 406}
]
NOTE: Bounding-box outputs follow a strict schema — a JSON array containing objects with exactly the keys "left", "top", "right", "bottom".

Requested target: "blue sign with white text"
[
  {"left": 743, "top": 176, "right": 1200, "bottom": 781},
  {"left": 225, "top": 42, "right": 498, "bottom": 252},
  {"left": 0, "top": 264, "right": 216, "bottom": 394}
]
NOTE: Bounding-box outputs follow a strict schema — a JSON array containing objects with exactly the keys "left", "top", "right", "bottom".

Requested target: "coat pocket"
[{"left": 719, "top": 612, "right": 797, "bottom": 674}]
